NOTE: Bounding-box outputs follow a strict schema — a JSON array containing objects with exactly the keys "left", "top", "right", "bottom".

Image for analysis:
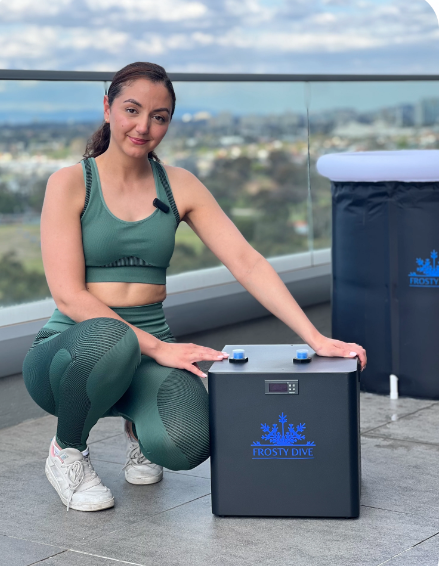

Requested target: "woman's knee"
[
  {"left": 140, "top": 425, "right": 210, "bottom": 471},
  {"left": 81, "top": 317, "right": 138, "bottom": 347},
  {"left": 72, "top": 317, "right": 140, "bottom": 366},
  {"left": 68, "top": 317, "right": 141, "bottom": 392},
  {"left": 22, "top": 335, "right": 63, "bottom": 415},
  {"left": 156, "top": 368, "right": 210, "bottom": 470}
]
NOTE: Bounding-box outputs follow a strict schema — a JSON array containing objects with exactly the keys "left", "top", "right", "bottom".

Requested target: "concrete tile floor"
[{"left": 1, "top": 304, "right": 439, "bottom": 565}]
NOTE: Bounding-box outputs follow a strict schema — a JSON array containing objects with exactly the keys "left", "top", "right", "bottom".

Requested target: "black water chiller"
[{"left": 208, "top": 344, "right": 360, "bottom": 518}]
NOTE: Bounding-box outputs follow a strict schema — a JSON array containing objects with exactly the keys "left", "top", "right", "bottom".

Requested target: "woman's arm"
[
  {"left": 41, "top": 165, "right": 226, "bottom": 378},
  {"left": 166, "top": 166, "right": 367, "bottom": 369}
]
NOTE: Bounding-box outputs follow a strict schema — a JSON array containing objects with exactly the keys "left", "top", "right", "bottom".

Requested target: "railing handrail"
[{"left": 1, "top": 70, "right": 439, "bottom": 82}]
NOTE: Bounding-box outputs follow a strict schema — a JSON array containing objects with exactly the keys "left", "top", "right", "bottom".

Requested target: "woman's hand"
[
  {"left": 311, "top": 336, "right": 367, "bottom": 371},
  {"left": 152, "top": 341, "right": 229, "bottom": 378}
]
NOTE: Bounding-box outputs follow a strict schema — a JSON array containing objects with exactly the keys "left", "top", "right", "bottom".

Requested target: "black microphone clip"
[{"left": 153, "top": 198, "right": 170, "bottom": 213}]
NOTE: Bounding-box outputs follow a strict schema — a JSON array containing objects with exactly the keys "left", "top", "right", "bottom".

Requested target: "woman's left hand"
[{"left": 312, "top": 336, "right": 367, "bottom": 371}]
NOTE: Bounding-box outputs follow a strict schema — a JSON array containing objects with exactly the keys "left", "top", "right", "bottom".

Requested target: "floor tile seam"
[
  {"left": 132, "top": 490, "right": 211, "bottom": 519},
  {"left": 360, "top": 401, "right": 439, "bottom": 435},
  {"left": 361, "top": 433, "right": 439, "bottom": 448},
  {"left": 375, "top": 530, "right": 439, "bottom": 566},
  {"left": 91, "top": 457, "right": 125, "bottom": 465},
  {"left": 0, "top": 414, "right": 54, "bottom": 434},
  {"left": 73, "top": 493, "right": 212, "bottom": 548},
  {"left": 0, "top": 532, "right": 68, "bottom": 549},
  {"left": 28, "top": 549, "right": 68, "bottom": 565},
  {"left": 361, "top": 504, "right": 437, "bottom": 519},
  {"left": 68, "top": 549, "right": 147, "bottom": 566},
  {"left": 88, "top": 433, "right": 125, "bottom": 445},
  {"left": 376, "top": 546, "right": 419, "bottom": 566},
  {"left": 165, "top": 469, "right": 211, "bottom": 480},
  {"left": 89, "top": 456, "right": 211, "bottom": 480},
  {"left": 411, "top": 530, "right": 439, "bottom": 547}
]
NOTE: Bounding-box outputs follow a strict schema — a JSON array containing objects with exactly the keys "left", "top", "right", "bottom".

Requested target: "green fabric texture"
[
  {"left": 111, "top": 350, "right": 209, "bottom": 471},
  {"left": 22, "top": 304, "right": 210, "bottom": 470},
  {"left": 23, "top": 317, "right": 140, "bottom": 451},
  {"left": 80, "top": 157, "right": 180, "bottom": 285}
]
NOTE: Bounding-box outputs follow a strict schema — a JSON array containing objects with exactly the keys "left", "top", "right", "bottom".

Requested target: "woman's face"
[{"left": 104, "top": 78, "right": 173, "bottom": 158}]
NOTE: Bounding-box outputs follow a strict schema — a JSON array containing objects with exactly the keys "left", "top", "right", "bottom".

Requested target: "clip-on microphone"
[{"left": 153, "top": 198, "right": 170, "bottom": 213}]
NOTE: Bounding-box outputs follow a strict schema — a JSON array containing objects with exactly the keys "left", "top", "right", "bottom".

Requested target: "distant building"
[
  {"left": 209, "top": 112, "right": 235, "bottom": 135},
  {"left": 414, "top": 98, "right": 439, "bottom": 127}
]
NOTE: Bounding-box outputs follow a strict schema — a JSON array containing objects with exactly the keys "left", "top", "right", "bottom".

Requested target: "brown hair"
[{"left": 83, "top": 62, "right": 176, "bottom": 162}]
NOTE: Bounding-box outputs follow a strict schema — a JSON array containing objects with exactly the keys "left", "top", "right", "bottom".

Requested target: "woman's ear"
[{"left": 103, "top": 95, "right": 110, "bottom": 123}]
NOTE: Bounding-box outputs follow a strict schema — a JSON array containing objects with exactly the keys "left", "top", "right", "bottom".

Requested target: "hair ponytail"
[{"left": 83, "top": 62, "right": 176, "bottom": 162}]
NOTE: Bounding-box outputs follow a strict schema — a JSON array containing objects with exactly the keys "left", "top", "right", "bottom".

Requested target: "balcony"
[{"left": 1, "top": 72, "right": 439, "bottom": 565}]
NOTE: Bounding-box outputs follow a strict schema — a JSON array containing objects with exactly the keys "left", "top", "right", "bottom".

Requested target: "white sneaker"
[
  {"left": 123, "top": 421, "right": 163, "bottom": 485},
  {"left": 45, "top": 437, "right": 114, "bottom": 511}
]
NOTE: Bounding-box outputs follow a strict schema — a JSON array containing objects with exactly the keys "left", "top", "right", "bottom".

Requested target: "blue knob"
[
  {"left": 232, "top": 349, "right": 245, "bottom": 360},
  {"left": 296, "top": 349, "right": 308, "bottom": 360}
]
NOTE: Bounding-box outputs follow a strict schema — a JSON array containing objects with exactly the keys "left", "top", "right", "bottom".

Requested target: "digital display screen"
[{"left": 269, "top": 382, "right": 288, "bottom": 392}]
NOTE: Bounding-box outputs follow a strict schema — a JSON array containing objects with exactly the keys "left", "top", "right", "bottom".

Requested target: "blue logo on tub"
[
  {"left": 251, "top": 413, "right": 315, "bottom": 459},
  {"left": 409, "top": 250, "right": 439, "bottom": 287}
]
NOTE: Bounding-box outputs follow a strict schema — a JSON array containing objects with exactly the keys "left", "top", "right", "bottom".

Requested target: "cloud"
[
  {"left": 0, "top": 0, "right": 438, "bottom": 73},
  {"left": 0, "top": 0, "right": 74, "bottom": 19},
  {"left": 85, "top": 0, "right": 208, "bottom": 22}
]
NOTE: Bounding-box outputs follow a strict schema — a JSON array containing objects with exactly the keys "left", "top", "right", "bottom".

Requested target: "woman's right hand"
[{"left": 152, "top": 341, "right": 229, "bottom": 378}]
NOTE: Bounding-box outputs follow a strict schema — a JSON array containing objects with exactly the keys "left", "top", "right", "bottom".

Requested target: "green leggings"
[{"left": 22, "top": 302, "right": 209, "bottom": 471}]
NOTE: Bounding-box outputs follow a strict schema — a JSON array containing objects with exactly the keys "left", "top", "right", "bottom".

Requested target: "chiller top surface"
[
  {"left": 316, "top": 150, "right": 439, "bottom": 183},
  {"left": 209, "top": 345, "right": 358, "bottom": 374}
]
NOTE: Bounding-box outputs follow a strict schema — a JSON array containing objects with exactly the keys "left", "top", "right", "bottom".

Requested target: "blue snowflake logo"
[
  {"left": 409, "top": 250, "right": 439, "bottom": 277},
  {"left": 251, "top": 413, "right": 316, "bottom": 447}
]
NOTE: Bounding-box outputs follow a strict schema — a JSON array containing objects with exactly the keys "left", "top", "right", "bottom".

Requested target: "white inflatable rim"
[{"left": 316, "top": 150, "right": 439, "bottom": 182}]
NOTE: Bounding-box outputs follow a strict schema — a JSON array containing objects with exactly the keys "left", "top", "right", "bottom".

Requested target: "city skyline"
[{"left": 1, "top": 79, "right": 439, "bottom": 124}]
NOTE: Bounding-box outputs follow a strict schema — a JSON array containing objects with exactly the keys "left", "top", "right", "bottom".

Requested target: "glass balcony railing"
[{"left": 0, "top": 74, "right": 438, "bottom": 308}]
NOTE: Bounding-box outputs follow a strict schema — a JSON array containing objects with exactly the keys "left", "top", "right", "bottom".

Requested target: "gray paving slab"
[
  {"left": 165, "top": 458, "right": 211, "bottom": 480},
  {"left": 33, "top": 549, "right": 139, "bottom": 565},
  {"left": 0, "top": 415, "right": 126, "bottom": 460},
  {"left": 0, "top": 415, "right": 57, "bottom": 463},
  {"left": 66, "top": 496, "right": 439, "bottom": 566},
  {"left": 361, "top": 435, "right": 439, "bottom": 521},
  {"left": 360, "top": 392, "right": 437, "bottom": 434},
  {"left": 0, "top": 373, "right": 48, "bottom": 430},
  {"left": 87, "top": 416, "right": 126, "bottom": 445},
  {"left": 366, "top": 403, "right": 439, "bottom": 446},
  {"left": 0, "top": 534, "right": 65, "bottom": 566},
  {"left": 90, "top": 433, "right": 211, "bottom": 479},
  {"left": 0, "top": 457, "right": 210, "bottom": 548},
  {"left": 384, "top": 534, "right": 439, "bottom": 565}
]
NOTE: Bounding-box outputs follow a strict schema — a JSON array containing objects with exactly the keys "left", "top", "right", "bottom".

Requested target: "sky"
[
  {"left": 1, "top": 0, "right": 439, "bottom": 122},
  {"left": 0, "top": 0, "right": 439, "bottom": 74}
]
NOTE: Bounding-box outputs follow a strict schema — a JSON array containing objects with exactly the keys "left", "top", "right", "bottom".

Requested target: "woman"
[{"left": 22, "top": 62, "right": 366, "bottom": 513}]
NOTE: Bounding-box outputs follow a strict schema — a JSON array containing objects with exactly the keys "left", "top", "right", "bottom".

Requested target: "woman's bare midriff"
[{"left": 86, "top": 282, "right": 167, "bottom": 308}]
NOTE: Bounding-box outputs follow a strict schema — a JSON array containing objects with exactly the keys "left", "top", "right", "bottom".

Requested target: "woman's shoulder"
[
  {"left": 49, "top": 161, "right": 84, "bottom": 185},
  {"left": 161, "top": 162, "right": 192, "bottom": 178},
  {"left": 161, "top": 163, "right": 204, "bottom": 192},
  {"left": 160, "top": 163, "right": 213, "bottom": 220},
  {"left": 45, "top": 161, "right": 86, "bottom": 215}
]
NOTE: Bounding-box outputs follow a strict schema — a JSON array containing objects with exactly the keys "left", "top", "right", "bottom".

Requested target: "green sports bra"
[{"left": 80, "top": 157, "right": 180, "bottom": 285}]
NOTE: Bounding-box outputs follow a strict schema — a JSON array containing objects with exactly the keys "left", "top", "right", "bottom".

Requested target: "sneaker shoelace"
[
  {"left": 65, "top": 460, "right": 85, "bottom": 511},
  {"left": 122, "top": 443, "right": 157, "bottom": 473},
  {"left": 123, "top": 443, "right": 146, "bottom": 469},
  {"left": 64, "top": 455, "right": 100, "bottom": 511},
  {"left": 83, "top": 454, "right": 99, "bottom": 481}
]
